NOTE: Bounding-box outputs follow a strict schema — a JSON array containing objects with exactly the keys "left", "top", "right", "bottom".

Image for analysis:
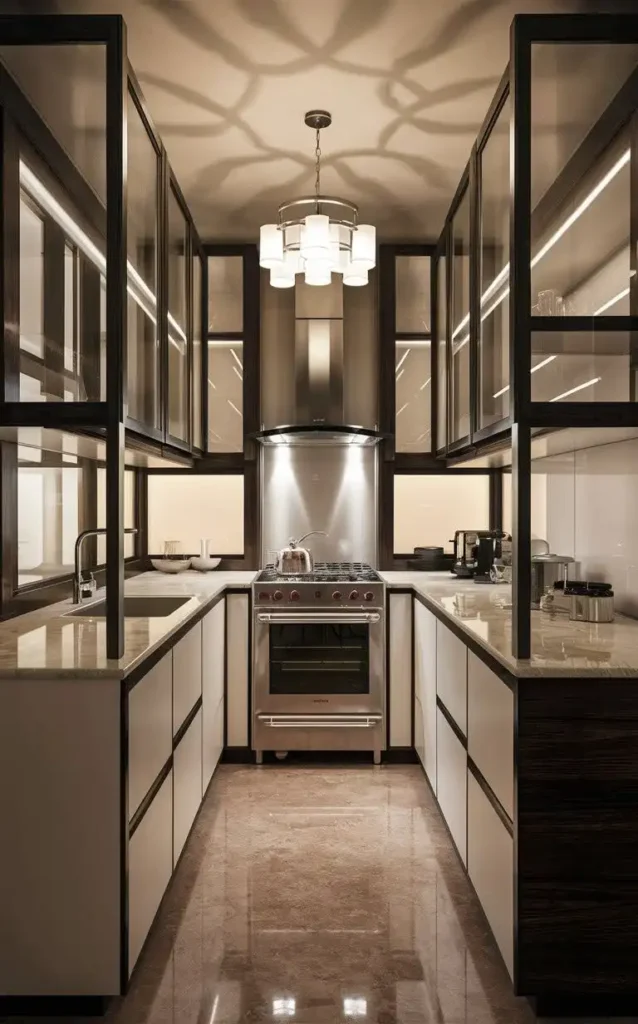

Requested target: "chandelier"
[{"left": 259, "top": 110, "right": 376, "bottom": 288}]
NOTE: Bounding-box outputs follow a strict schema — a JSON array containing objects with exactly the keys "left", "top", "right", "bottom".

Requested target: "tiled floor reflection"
[{"left": 110, "top": 765, "right": 536, "bottom": 1024}]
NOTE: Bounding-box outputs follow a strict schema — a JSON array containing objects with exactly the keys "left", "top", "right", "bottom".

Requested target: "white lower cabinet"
[
  {"left": 467, "top": 652, "right": 514, "bottom": 820},
  {"left": 173, "top": 623, "right": 203, "bottom": 737},
  {"left": 436, "top": 708, "right": 467, "bottom": 865},
  {"left": 128, "top": 653, "right": 172, "bottom": 820},
  {"left": 128, "top": 770, "right": 173, "bottom": 977},
  {"left": 436, "top": 621, "right": 467, "bottom": 736},
  {"left": 173, "top": 708, "right": 203, "bottom": 867},
  {"left": 389, "top": 593, "right": 412, "bottom": 747},
  {"left": 414, "top": 600, "right": 437, "bottom": 792},
  {"left": 202, "top": 599, "right": 225, "bottom": 793},
  {"left": 467, "top": 771, "right": 514, "bottom": 979},
  {"left": 226, "top": 594, "right": 250, "bottom": 747},
  {"left": 414, "top": 693, "right": 425, "bottom": 767}
]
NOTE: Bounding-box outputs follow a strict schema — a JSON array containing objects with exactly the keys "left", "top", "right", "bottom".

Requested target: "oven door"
[{"left": 253, "top": 611, "right": 384, "bottom": 716}]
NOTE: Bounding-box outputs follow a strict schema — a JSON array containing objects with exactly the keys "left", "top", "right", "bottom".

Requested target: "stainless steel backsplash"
[{"left": 260, "top": 445, "right": 378, "bottom": 566}]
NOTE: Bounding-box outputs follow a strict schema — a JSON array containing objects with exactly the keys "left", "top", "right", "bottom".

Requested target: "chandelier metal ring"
[{"left": 259, "top": 111, "right": 376, "bottom": 288}]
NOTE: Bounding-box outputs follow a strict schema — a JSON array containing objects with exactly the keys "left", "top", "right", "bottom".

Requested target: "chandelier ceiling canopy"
[{"left": 259, "top": 110, "right": 376, "bottom": 288}]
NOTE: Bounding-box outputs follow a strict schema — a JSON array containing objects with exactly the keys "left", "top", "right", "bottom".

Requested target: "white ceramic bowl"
[
  {"left": 151, "top": 558, "right": 192, "bottom": 574},
  {"left": 191, "top": 556, "right": 221, "bottom": 572}
]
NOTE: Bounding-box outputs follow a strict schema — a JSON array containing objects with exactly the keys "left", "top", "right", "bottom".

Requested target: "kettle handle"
[{"left": 295, "top": 530, "right": 328, "bottom": 546}]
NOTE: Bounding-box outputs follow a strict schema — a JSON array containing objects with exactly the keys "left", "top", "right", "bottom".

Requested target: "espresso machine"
[{"left": 451, "top": 530, "right": 512, "bottom": 580}]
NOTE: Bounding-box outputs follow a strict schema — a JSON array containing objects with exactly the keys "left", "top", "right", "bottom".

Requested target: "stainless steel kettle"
[{"left": 274, "top": 532, "right": 327, "bottom": 574}]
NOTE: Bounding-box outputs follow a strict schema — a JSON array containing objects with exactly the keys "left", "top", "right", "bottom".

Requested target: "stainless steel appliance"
[
  {"left": 451, "top": 530, "right": 512, "bottom": 579},
  {"left": 566, "top": 582, "right": 615, "bottom": 623},
  {"left": 531, "top": 554, "right": 575, "bottom": 607},
  {"left": 252, "top": 562, "right": 385, "bottom": 764},
  {"left": 274, "top": 531, "right": 327, "bottom": 574}
]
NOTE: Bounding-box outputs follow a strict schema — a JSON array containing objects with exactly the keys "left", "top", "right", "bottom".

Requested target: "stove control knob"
[
  {"left": 349, "top": 590, "right": 360, "bottom": 601},
  {"left": 332, "top": 590, "right": 342, "bottom": 601},
  {"left": 290, "top": 590, "right": 300, "bottom": 601},
  {"left": 258, "top": 591, "right": 270, "bottom": 601},
  {"left": 274, "top": 590, "right": 283, "bottom": 602},
  {"left": 364, "top": 591, "right": 374, "bottom": 602}
]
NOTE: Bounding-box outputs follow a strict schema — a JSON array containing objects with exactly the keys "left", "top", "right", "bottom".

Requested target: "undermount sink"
[{"left": 65, "top": 596, "right": 191, "bottom": 619}]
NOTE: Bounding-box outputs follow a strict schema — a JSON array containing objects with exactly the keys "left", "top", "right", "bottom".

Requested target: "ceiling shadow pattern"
[{"left": 132, "top": 0, "right": 577, "bottom": 239}]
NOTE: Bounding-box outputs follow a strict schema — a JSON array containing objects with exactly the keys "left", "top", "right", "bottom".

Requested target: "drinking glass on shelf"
[{"left": 537, "top": 289, "right": 558, "bottom": 315}]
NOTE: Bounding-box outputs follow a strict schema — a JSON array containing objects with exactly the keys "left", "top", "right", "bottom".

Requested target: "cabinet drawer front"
[
  {"left": 436, "top": 622, "right": 467, "bottom": 735},
  {"left": 173, "top": 708, "right": 203, "bottom": 866},
  {"left": 467, "top": 772, "right": 514, "bottom": 979},
  {"left": 203, "top": 688, "right": 225, "bottom": 794},
  {"left": 128, "top": 770, "right": 172, "bottom": 977},
  {"left": 203, "top": 600, "right": 225, "bottom": 713},
  {"left": 128, "top": 654, "right": 172, "bottom": 819},
  {"left": 436, "top": 708, "right": 467, "bottom": 865},
  {"left": 227, "top": 594, "right": 249, "bottom": 747},
  {"left": 467, "top": 652, "right": 514, "bottom": 819},
  {"left": 173, "top": 622, "right": 203, "bottom": 736},
  {"left": 389, "top": 593, "right": 412, "bottom": 748},
  {"left": 415, "top": 601, "right": 437, "bottom": 793}
]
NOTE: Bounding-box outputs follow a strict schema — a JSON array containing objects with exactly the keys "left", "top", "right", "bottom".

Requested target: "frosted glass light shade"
[
  {"left": 259, "top": 223, "right": 283, "bottom": 269},
  {"left": 270, "top": 261, "right": 295, "bottom": 288},
  {"left": 329, "top": 223, "right": 350, "bottom": 273},
  {"left": 351, "top": 224, "right": 376, "bottom": 270},
  {"left": 343, "top": 263, "right": 368, "bottom": 287},
  {"left": 304, "top": 259, "right": 332, "bottom": 286},
  {"left": 300, "top": 214, "right": 330, "bottom": 260},
  {"left": 284, "top": 248, "right": 301, "bottom": 275}
]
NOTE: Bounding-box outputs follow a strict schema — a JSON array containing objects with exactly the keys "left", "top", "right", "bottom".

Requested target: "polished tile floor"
[{"left": 110, "top": 764, "right": 540, "bottom": 1024}]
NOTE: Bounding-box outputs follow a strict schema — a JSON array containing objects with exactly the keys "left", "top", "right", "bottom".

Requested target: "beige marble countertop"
[
  {"left": 380, "top": 571, "right": 638, "bottom": 678},
  {"left": 0, "top": 570, "right": 257, "bottom": 680}
]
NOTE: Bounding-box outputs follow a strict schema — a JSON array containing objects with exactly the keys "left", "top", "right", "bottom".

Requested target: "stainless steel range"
[{"left": 252, "top": 563, "right": 386, "bottom": 764}]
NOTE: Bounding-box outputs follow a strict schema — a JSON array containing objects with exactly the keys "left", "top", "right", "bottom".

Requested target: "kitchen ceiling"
[{"left": 8, "top": 0, "right": 631, "bottom": 240}]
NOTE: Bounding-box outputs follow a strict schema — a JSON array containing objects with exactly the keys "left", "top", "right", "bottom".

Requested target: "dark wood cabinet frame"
[
  {"left": 378, "top": 241, "right": 504, "bottom": 567},
  {"left": 0, "top": 15, "right": 203, "bottom": 655},
  {"left": 431, "top": 14, "right": 638, "bottom": 657}
]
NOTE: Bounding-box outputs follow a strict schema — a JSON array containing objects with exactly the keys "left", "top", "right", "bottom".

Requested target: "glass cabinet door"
[
  {"left": 167, "top": 185, "right": 189, "bottom": 442},
  {"left": 479, "top": 94, "right": 510, "bottom": 427},
  {"left": 192, "top": 251, "right": 203, "bottom": 450},
  {"left": 207, "top": 256, "right": 244, "bottom": 452},
  {"left": 436, "top": 250, "right": 447, "bottom": 452},
  {"left": 450, "top": 190, "right": 470, "bottom": 441},
  {"left": 529, "top": 43, "right": 638, "bottom": 404},
  {"left": 395, "top": 255, "right": 431, "bottom": 453},
  {"left": 127, "top": 91, "right": 160, "bottom": 430}
]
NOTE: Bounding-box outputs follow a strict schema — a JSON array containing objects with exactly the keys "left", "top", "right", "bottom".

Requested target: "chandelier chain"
[{"left": 315, "top": 127, "right": 321, "bottom": 202}]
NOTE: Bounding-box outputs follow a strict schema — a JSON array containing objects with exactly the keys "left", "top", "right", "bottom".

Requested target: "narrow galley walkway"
[{"left": 110, "top": 765, "right": 535, "bottom": 1024}]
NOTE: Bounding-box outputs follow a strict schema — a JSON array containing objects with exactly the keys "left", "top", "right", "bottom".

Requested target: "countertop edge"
[
  {"left": 383, "top": 579, "right": 638, "bottom": 679},
  {"left": 0, "top": 577, "right": 255, "bottom": 681}
]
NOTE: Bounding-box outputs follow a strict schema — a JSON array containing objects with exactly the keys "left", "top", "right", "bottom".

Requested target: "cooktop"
[{"left": 256, "top": 562, "right": 382, "bottom": 584}]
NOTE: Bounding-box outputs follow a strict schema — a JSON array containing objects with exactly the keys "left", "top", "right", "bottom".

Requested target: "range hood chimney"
[{"left": 254, "top": 277, "right": 383, "bottom": 446}]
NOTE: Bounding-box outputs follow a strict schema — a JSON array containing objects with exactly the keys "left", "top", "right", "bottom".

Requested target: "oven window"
[{"left": 269, "top": 623, "right": 370, "bottom": 695}]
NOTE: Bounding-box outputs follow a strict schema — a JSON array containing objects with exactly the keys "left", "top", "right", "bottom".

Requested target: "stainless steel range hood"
[{"left": 254, "top": 277, "right": 383, "bottom": 446}]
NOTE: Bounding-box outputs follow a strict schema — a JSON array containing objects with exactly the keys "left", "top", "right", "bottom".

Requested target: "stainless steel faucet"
[{"left": 73, "top": 528, "right": 138, "bottom": 604}]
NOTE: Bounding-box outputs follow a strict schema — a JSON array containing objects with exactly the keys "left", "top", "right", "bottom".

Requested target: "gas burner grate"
[{"left": 256, "top": 562, "right": 382, "bottom": 584}]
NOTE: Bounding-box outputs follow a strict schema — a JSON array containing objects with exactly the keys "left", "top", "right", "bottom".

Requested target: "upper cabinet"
[
  {"left": 126, "top": 89, "right": 161, "bottom": 432},
  {"left": 167, "top": 183, "right": 189, "bottom": 445},
  {"left": 207, "top": 255, "right": 245, "bottom": 453},
  {"left": 450, "top": 187, "right": 470, "bottom": 444},
  {"left": 479, "top": 93, "right": 510, "bottom": 429},
  {"left": 432, "top": 20, "right": 638, "bottom": 461},
  {"left": 381, "top": 246, "right": 433, "bottom": 455},
  {"left": 528, "top": 41, "right": 638, "bottom": 406}
]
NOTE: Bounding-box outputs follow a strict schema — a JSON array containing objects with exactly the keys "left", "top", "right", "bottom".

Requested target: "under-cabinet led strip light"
[
  {"left": 451, "top": 147, "right": 632, "bottom": 351},
  {"left": 550, "top": 376, "right": 601, "bottom": 402},
  {"left": 19, "top": 161, "right": 187, "bottom": 351}
]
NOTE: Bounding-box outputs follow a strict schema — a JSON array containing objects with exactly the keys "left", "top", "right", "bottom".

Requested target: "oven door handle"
[
  {"left": 256, "top": 612, "right": 381, "bottom": 625},
  {"left": 256, "top": 713, "right": 383, "bottom": 729}
]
